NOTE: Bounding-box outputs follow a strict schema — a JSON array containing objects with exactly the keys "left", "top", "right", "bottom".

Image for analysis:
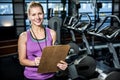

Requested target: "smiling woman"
[{"left": 18, "top": 1, "right": 68, "bottom": 80}]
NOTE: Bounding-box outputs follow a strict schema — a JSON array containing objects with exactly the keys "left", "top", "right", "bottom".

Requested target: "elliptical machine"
[
  {"left": 63, "top": 14, "right": 97, "bottom": 80},
  {"left": 87, "top": 15, "right": 120, "bottom": 80}
]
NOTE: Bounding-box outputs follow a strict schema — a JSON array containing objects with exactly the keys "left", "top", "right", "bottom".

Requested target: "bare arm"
[
  {"left": 18, "top": 32, "right": 39, "bottom": 66},
  {"left": 50, "top": 29, "right": 57, "bottom": 45}
]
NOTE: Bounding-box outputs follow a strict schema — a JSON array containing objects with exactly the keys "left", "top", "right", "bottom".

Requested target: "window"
[
  {"left": 0, "top": 2, "right": 13, "bottom": 27},
  {"left": 79, "top": 0, "right": 112, "bottom": 21},
  {"left": 25, "top": 0, "right": 112, "bottom": 29}
]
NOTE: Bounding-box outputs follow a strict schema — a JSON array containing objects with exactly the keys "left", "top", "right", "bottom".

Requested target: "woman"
[{"left": 18, "top": 1, "right": 68, "bottom": 80}]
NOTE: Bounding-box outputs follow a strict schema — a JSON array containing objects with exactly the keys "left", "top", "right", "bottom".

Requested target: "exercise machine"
[
  {"left": 87, "top": 15, "right": 120, "bottom": 80},
  {"left": 63, "top": 14, "right": 97, "bottom": 80}
]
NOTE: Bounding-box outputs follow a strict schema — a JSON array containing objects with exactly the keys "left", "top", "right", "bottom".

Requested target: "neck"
[
  {"left": 31, "top": 25, "right": 44, "bottom": 33},
  {"left": 30, "top": 25, "right": 45, "bottom": 40}
]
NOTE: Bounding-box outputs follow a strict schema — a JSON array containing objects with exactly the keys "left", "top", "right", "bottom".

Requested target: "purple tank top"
[{"left": 24, "top": 27, "right": 55, "bottom": 80}]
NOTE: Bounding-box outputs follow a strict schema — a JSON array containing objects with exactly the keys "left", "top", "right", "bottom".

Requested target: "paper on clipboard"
[{"left": 37, "top": 45, "right": 70, "bottom": 73}]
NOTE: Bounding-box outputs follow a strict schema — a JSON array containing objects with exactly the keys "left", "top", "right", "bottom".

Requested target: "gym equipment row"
[{"left": 62, "top": 14, "right": 120, "bottom": 80}]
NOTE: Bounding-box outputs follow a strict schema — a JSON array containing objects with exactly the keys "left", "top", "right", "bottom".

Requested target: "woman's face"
[{"left": 28, "top": 7, "right": 44, "bottom": 26}]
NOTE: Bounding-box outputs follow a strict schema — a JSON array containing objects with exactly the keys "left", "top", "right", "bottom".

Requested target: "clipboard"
[{"left": 37, "top": 45, "right": 70, "bottom": 73}]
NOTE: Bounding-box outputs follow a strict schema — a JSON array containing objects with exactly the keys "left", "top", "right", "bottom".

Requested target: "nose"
[{"left": 35, "top": 14, "right": 39, "bottom": 19}]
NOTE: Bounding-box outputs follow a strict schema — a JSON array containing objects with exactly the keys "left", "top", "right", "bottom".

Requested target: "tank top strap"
[
  {"left": 26, "top": 29, "right": 31, "bottom": 42},
  {"left": 45, "top": 27, "right": 52, "bottom": 42}
]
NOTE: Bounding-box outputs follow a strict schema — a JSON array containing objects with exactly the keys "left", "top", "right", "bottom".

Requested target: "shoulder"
[
  {"left": 49, "top": 28, "right": 56, "bottom": 37},
  {"left": 46, "top": 27, "right": 56, "bottom": 36},
  {"left": 18, "top": 31, "right": 27, "bottom": 43},
  {"left": 19, "top": 31, "right": 27, "bottom": 38}
]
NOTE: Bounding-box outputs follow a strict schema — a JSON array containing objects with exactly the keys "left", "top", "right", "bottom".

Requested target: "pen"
[{"left": 32, "top": 54, "right": 37, "bottom": 57}]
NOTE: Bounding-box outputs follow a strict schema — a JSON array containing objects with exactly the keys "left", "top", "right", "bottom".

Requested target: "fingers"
[
  {"left": 57, "top": 60, "right": 68, "bottom": 70},
  {"left": 59, "top": 60, "right": 67, "bottom": 64},
  {"left": 34, "top": 57, "right": 41, "bottom": 66}
]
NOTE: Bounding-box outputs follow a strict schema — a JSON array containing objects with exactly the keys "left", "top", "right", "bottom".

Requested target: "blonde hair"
[{"left": 27, "top": 1, "right": 44, "bottom": 15}]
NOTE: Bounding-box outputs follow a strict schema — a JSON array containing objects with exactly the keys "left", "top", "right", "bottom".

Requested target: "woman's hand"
[
  {"left": 57, "top": 60, "right": 68, "bottom": 70},
  {"left": 34, "top": 57, "right": 41, "bottom": 66}
]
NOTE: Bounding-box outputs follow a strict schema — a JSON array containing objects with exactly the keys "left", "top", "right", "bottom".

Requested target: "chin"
[{"left": 34, "top": 23, "right": 41, "bottom": 26}]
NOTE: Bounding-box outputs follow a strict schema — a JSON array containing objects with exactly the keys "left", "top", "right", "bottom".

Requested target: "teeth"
[{"left": 36, "top": 21, "right": 40, "bottom": 23}]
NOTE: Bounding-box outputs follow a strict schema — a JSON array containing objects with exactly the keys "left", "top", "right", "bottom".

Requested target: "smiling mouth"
[{"left": 35, "top": 20, "right": 41, "bottom": 23}]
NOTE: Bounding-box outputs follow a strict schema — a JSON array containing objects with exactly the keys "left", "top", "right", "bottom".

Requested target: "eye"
[
  {"left": 38, "top": 12, "right": 43, "bottom": 15},
  {"left": 32, "top": 13, "right": 36, "bottom": 16}
]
